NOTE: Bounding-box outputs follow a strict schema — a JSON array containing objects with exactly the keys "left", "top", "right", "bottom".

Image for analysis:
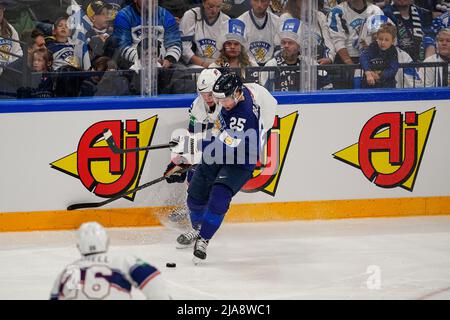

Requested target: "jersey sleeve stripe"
[{"left": 138, "top": 270, "right": 161, "bottom": 290}]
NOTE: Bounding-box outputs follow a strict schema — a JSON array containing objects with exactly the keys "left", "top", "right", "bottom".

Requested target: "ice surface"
[{"left": 0, "top": 216, "right": 449, "bottom": 300}]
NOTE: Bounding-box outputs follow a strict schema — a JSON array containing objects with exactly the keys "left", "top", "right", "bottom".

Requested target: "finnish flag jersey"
[
  {"left": 179, "top": 7, "right": 230, "bottom": 65},
  {"left": 238, "top": 10, "right": 280, "bottom": 65}
]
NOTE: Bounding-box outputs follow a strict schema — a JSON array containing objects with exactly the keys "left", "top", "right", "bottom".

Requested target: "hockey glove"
[
  {"left": 170, "top": 132, "right": 202, "bottom": 164},
  {"left": 164, "top": 161, "right": 189, "bottom": 184}
]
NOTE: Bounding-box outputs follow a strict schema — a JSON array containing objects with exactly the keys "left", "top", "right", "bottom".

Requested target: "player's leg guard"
[
  {"left": 187, "top": 195, "right": 207, "bottom": 230},
  {"left": 177, "top": 196, "right": 207, "bottom": 248},
  {"left": 195, "top": 184, "right": 233, "bottom": 260}
]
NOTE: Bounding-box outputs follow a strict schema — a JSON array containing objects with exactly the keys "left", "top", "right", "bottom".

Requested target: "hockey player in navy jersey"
[
  {"left": 50, "top": 222, "right": 171, "bottom": 300},
  {"left": 112, "top": 0, "right": 181, "bottom": 68},
  {"left": 169, "top": 73, "right": 276, "bottom": 263}
]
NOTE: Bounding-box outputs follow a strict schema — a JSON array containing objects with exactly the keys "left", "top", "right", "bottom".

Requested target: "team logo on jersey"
[
  {"left": 249, "top": 41, "right": 271, "bottom": 64},
  {"left": 350, "top": 18, "right": 365, "bottom": 31},
  {"left": 51, "top": 117, "right": 158, "bottom": 200},
  {"left": 199, "top": 39, "right": 217, "bottom": 58},
  {"left": 0, "top": 42, "right": 12, "bottom": 60},
  {"left": 333, "top": 108, "right": 435, "bottom": 191},
  {"left": 242, "top": 112, "right": 298, "bottom": 196}
]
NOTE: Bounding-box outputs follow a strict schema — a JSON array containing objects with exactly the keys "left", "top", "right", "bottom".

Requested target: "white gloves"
[{"left": 170, "top": 132, "right": 202, "bottom": 164}]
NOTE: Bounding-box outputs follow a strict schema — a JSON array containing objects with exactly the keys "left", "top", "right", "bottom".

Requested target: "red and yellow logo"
[
  {"left": 51, "top": 117, "right": 158, "bottom": 200},
  {"left": 333, "top": 108, "right": 435, "bottom": 191},
  {"left": 242, "top": 112, "right": 298, "bottom": 196}
]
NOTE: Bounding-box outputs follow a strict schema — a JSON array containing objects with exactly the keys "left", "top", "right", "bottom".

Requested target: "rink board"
[{"left": 0, "top": 89, "right": 450, "bottom": 231}]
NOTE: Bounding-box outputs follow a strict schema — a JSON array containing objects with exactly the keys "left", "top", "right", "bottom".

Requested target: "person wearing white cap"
[
  {"left": 210, "top": 18, "right": 261, "bottom": 83},
  {"left": 50, "top": 222, "right": 171, "bottom": 300},
  {"left": 237, "top": 0, "right": 280, "bottom": 65},
  {"left": 265, "top": 18, "right": 333, "bottom": 91},
  {"left": 280, "top": 0, "right": 336, "bottom": 65}
]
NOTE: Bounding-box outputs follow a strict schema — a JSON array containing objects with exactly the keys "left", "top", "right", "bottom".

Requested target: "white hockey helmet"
[
  {"left": 77, "top": 222, "right": 109, "bottom": 255},
  {"left": 197, "top": 68, "right": 222, "bottom": 93}
]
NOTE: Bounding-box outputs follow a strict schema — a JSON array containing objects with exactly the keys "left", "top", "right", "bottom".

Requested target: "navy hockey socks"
[{"left": 199, "top": 184, "right": 232, "bottom": 240}]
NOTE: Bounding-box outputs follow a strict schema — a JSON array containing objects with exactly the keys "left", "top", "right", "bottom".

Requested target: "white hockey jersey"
[
  {"left": 238, "top": 10, "right": 280, "bottom": 65},
  {"left": 244, "top": 82, "right": 277, "bottom": 140},
  {"left": 50, "top": 253, "right": 170, "bottom": 300},
  {"left": 180, "top": 7, "right": 230, "bottom": 65},
  {"left": 328, "top": 2, "right": 383, "bottom": 58},
  {"left": 421, "top": 54, "right": 449, "bottom": 87},
  {"left": 0, "top": 23, "right": 23, "bottom": 75},
  {"left": 188, "top": 95, "right": 222, "bottom": 136}
]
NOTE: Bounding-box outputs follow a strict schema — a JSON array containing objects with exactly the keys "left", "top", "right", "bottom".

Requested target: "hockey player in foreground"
[
  {"left": 50, "top": 222, "right": 171, "bottom": 300},
  {"left": 163, "top": 68, "right": 223, "bottom": 223},
  {"left": 169, "top": 72, "right": 277, "bottom": 263}
]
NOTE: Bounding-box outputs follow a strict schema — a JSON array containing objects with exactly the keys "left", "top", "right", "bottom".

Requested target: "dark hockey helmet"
[{"left": 212, "top": 72, "right": 243, "bottom": 99}]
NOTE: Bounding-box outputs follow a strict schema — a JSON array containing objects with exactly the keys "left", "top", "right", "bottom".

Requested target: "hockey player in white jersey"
[
  {"left": 360, "top": 14, "right": 423, "bottom": 88},
  {"left": 179, "top": 0, "right": 230, "bottom": 67},
  {"left": 164, "top": 68, "right": 223, "bottom": 185},
  {"left": 50, "top": 222, "right": 171, "bottom": 300},
  {"left": 238, "top": 0, "right": 280, "bottom": 65},
  {"left": 163, "top": 68, "right": 222, "bottom": 223}
]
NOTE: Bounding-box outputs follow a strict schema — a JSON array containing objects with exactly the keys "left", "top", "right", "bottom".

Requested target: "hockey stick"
[
  {"left": 103, "top": 129, "right": 177, "bottom": 154},
  {"left": 67, "top": 166, "right": 192, "bottom": 211}
]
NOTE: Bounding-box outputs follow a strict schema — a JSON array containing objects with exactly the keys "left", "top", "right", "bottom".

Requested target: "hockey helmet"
[
  {"left": 212, "top": 73, "right": 243, "bottom": 99},
  {"left": 197, "top": 68, "right": 222, "bottom": 93},
  {"left": 77, "top": 222, "right": 109, "bottom": 255}
]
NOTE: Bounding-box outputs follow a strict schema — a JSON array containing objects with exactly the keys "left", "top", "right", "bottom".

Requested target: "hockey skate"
[
  {"left": 193, "top": 237, "right": 209, "bottom": 264},
  {"left": 176, "top": 228, "right": 200, "bottom": 249}
]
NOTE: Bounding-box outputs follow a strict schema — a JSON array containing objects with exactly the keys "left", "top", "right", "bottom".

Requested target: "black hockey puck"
[{"left": 166, "top": 262, "right": 176, "bottom": 268}]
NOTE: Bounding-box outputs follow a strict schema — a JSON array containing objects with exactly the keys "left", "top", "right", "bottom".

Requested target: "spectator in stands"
[
  {"left": 238, "top": 0, "right": 280, "bottom": 66},
  {"left": 269, "top": 0, "right": 287, "bottom": 16},
  {"left": 328, "top": 0, "right": 383, "bottom": 88},
  {"left": 265, "top": 18, "right": 333, "bottom": 91},
  {"left": 422, "top": 27, "right": 450, "bottom": 86},
  {"left": 80, "top": 56, "right": 130, "bottom": 96},
  {"left": 179, "top": 0, "right": 230, "bottom": 68},
  {"left": 47, "top": 17, "right": 81, "bottom": 71},
  {"left": 431, "top": 2, "right": 450, "bottom": 38},
  {"left": 159, "top": 0, "right": 198, "bottom": 24},
  {"left": 280, "top": 0, "right": 336, "bottom": 65},
  {"left": 111, "top": 0, "right": 182, "bottom": 70},
  {"left": 22, "top": 28, "right": 47, "bottom": 66},
  {"left": 360, "top": 14, "right": 422, "bottom": 88},
  {"left": 85, "top": 1, "right": 113, "bottom": 60},
  {"left": 209, "top": 18, "right": 260, "bottom": 82},
  {"left": 221, "top": 0, "right": 251, "bottom": 18},
  {"left": 360, "top": 23, "right": 399, "bottom": 88},
  {"left": 0, "top": 2, "right": 23, "bottom": 77},
  {"left": 30, "top": 47, "right": 54, "bottom": 98},
  {"left": 383, "top": 0, "right": 435, "bottom": 62}
]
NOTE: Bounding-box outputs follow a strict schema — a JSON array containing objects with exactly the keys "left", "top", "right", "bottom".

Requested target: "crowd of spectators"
[{"left": 0, "top": 0, "right": 449, "bottom": 98}]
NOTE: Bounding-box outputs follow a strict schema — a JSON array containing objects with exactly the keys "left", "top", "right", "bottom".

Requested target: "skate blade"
[{"left": 192, "top": 256, "right": 206, "bottom": 265}]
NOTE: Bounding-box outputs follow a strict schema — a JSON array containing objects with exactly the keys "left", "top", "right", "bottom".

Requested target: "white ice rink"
[{"left": 0, "top": 216, "right": 449, "bottom": 300}]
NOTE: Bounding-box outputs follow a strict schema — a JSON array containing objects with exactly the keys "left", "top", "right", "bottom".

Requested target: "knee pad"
[
  {"left": 187, "top": 195, "right": 207, "bottom": 213},
  {"left": 208, "top": 184, "right": 233, "bottom": 216}
]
